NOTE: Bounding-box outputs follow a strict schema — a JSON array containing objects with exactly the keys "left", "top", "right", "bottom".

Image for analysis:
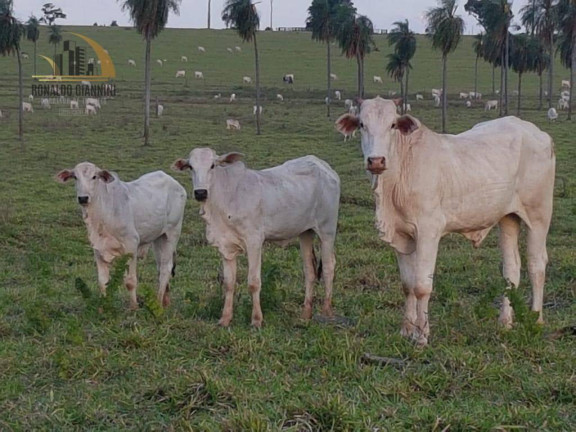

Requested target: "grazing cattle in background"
[
  {"left": 235, "top": 46, "right": 242, "bottom": 52},
  {"left": 344, "top": 99, "right": 353, "bottom": 109},
  {"left": 180, "top": 55, "right": 188, "bottom": 62},
  {"left": 22, "top": 102, "right": 33, "bottom": 112},
  {"left": 485, "top": 100, "right": 498, "bottom": 111},
  {"left": 194, "top": 71, "right": 204, "bottom": 79},
  {"left": 56, "top": 163, "right": 187, "bottom": 309},
  {"left": 229, "top": 93, "right": 236, "bottom": 103},
  {"left": 157, "top": 105, "right": 164, "bottom": 117},
  {"left": 28, "top": 94, "right": 34, "bottom": 101},
  {"left": 431, "top": 88, "right": 442, "bottom": 98},
  {"left": 547, "top": 107, "right": 558, "bottom": 122},
  {"left": 283, "top": 74, "right": 294, "bottom": 84},
  {"left": 557, "top": 99, "right": 569, "bottom": 110},
  {"left": 128, "top": 59, "right": 136, "bottom": 66},
  {"left": 226, "top": 119, "right": 241, "bottom": 130},
  {"left": 227, "top": 47, "right": 233, "bottom": 53},
  {"left": 156, "top": 59, "right": 163, "bottom": 66},
  {"left": 172, "top": 149, "right": 340, "bottom": 326},
  {"left": 276, "top": 94, "right": 284, "bottom": 101},
  {"left": 561, "top": 79, "right": 570, "bottom": 88},
  {"left": 330, "top": 73, "right": 338, "bottom": 81},
  {"left": 459, "top": 92, "right": 468, "bottom": 99},
  {"left": 85, "top": 105, "right": 97, "bottom": 115},
  {"left": 21, "top": 52, "right": 29, "bottom": 59},
  {"left": 70, "top": 100, "right": 79, "bottom": 110},
  {"left": 243, "top": 76, "right": 252, "bottom": 84},
  {"left": 214, "top": 93, "right": 222, "bottom": 99},
  {"left": 388, "top": 90, "right": 397, "bottom": 97},
  {"left": 433, "top": 95, "right": 441, "bottom": 107},
  {"left": 198, "top": 46, "right": 206, "bottom": 52},
  {"left": 335, "top": 97, "right": 555, "bottom": 346},
  {"left": 475, "top": 92, "right": 482, "bottom": 100},
  {"left": 175, "top": 70, "right": 186, "bottom": 78},
  {"left": 253, "top": 105, "right": 262, "bottom": 115},
  {"left": 466, "top": 100, "right": 472, "bottom": 108},
  {"left": 373, "top": 75, "right": 383, "bottom": 83},
  {"left": 86, "top": 98, "right": 101, "bottom": 109},
  {"left": 334, "top": 90, "right": 341, "bottom": 100},
  {"left": 41, "top": 98, "right": 51, "bottom": 109},
  {"left": 415, "top": 94, "right": 424, "bottom": 101}
]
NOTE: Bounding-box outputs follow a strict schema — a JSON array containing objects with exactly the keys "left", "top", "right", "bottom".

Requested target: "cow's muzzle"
[
  {"left": 194, "top": 189, "right": 208, "bottom": 202},
  {"left": 367, "top": 157, "right": 386, "bottom": 174},
  {"left": 78, "top": 196, "right": 89, "bottom": 205}
]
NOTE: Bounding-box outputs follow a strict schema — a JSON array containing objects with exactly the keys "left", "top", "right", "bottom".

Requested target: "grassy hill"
[{"left": 0, "top": 27, "right": 574, "bottom": 430}]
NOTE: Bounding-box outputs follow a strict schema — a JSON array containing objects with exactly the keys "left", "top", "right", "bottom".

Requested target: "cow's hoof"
[
  {"left": 218, "top": 317, "right": 232, "bottom": 327},
  {"left": 251, "top": 319, "right": 262, "bottom": 328},
  {"left": 301, "top": 307, "right": 313, "bottom": 321}
]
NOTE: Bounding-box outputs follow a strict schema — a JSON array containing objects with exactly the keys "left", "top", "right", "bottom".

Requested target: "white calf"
[
  {"left": 194, "top": 71, "right": 204, "bottom": 79},
  {"left": 176, "top": 70, "right": 186, "bottom": 78},
  {"left": 226, "top": 119, "right": 241, "bottom": 130},
  {"left": 22, "top": 102, "right": 33, "bottom": 112},
  {"left": 243, "top": 76, "right": 252, "bottom": 84}
]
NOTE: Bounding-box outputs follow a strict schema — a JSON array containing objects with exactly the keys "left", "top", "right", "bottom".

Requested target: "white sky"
[{"left": 14, "top": 0, "right": 526, "bottom": 35}]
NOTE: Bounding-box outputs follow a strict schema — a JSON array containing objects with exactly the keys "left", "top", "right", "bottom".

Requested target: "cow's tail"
[{"left": 171, "top": 252, "right": 177, "bottom": 278}]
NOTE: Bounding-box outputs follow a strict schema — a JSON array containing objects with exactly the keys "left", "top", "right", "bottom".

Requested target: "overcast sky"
[{"left": 14, "top": 0, "right": 526, "bottom": 35}]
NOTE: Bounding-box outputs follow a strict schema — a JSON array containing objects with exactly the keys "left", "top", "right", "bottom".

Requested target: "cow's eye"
[
  {"left": 359, "top": 121, "right": 365, "bottom": 129},
  {"left": 210, "top": 163, "right": 215, "bottom": 169},
  {"left": 92, "top": 175, "right": 97, "bottom": 180}
]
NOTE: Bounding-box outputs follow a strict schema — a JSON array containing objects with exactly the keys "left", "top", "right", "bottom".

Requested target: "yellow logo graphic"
[{"left": 33, "top": 32, "right": 115, "bottom": 82}]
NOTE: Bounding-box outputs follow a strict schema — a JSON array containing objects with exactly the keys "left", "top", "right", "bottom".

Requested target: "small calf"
[{"left": 226, "top": 119, "right": 241, "bottom": 130}]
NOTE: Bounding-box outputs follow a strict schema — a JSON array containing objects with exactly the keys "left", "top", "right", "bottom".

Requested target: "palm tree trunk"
[
  {"left": 492, "top": 65, "right": 495, "bottom": 94},
  {"left": 568, "top": 30, "right": 575, "bottom": 121},
  {"left": 499, "top": 64, "right": 504, "bottom": 117},
  {"left": 516, "top": 72, "right": 522, "bottom": 116},
  {"left": 504, "top": 31, "right": 509, "bottom": 116},
  {"left": 33, "top": 40, "right": 37, "bottom": 76},
  {"left": 441, "top": 53, "right": 447, "bottom": 133},
  {"left": 254, "top": 34, "right": 261, "bottom": 135},
  {"left": 356, "top": 54, "right": 361, "bottom": 98},
  {"left": 144, "top": 36, "right": 151, "bottom": 145},
  {"left": 538, "top": 71, "right": 543, "bottom": 110},
  {"left": 326, "top": 40, "right": 331, "bottom": 118},
  {"left": 548, "top": 32, "right": 554, "bottom": 109},
  {"left": 207, "top": 0, "right": 211, "bottom": 29},
  {"left": 17, "top": 46, "right": 24, "bottom": 146},
  {"left": 474, "top": 55, "right": 478, "bottom": 96}
]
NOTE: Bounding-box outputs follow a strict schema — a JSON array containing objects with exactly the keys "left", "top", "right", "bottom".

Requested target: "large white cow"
[
  {"left": 336, "top": 97, "right": 555, "bottom": 346},
  {"left": 172, "top": 149, "right": 340, "bottom": 327},
  {"left": 55, "top": 163, "right": 187, "bottom": 309}
]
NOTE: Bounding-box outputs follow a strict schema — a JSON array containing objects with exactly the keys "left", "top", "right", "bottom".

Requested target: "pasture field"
[{"left": 0, "top": 26, "right": 575, "bottom": 430}]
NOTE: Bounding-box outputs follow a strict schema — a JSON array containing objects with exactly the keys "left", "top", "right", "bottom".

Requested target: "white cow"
[
  {"left": 415, "top": 94, "right": 424, "bottom": 101},
  {"left": 475, "top": 92, "right": 482, "bottom": 100},
  {"left": 344, "top": 99, "right": 353, "bottom": 109},
  {"left": 335, "top": 97, "right": 555, "bottom": 346},
  {"left": 226, "top": 119, "right": 241, "bottom": 130},
  {"left": 85, "top": 105, "right": 97, "bottom": 115},
  {"left": 373, "top": 76, "right": 383, "bottom": 84},
  {"left": 243, "top": 76, "right": 252, "bottom": 84},
  {"left": 334, "top": 90, "right": 341, "bottom": 100},
  {"left": 198, "top": 46, "right": 206, "bottom": 53},
  {"left": 194, "top": 71, "right": 204, "bottom": 79},
  {"left": 181, "top": 56, "right": 188, "bottom": 62},
  {"left": 175, "top": 70, "right": 186, "bottom": 78},
  {"left": 431, "top": 88, "right": 442, "bottom": 97},
  {"left": 485, "top": 100, "right": 498, "bottom": 111},
  {"left": 433, "top": 95, "right": 441, "bottom": 107},
  {"left": 70, "top": 100, "right": 79, "bottom": 110},
  {"left": 156, "top": 59, "right": 163, "bottom": 67},
  {"left": 235, "top": 46, "right": 242, "bottom": 52},
  {"left": 276, "top": 94, "right": 284, "bottom": 101},
  {"left": 86, "top": 98, "right": 101, "bottom": 109},
  {"left": 22, "top": 102, "right": 33, "bottom": 112},
  {"left": 214, "top": 93, "right": 222, "bottom": 99},
  {"left": 330, "top": 73, "right": 338, "bottom": 81},
  {"left": 28, "top": 94, "right": 34, "bottom": 101},
  {"left": 466, "top": 100, "right": 472, "bottom": 108},
  {"left": 561, "top": 79, "right": 570, "bottom": 88},
  {"left": 557, "top": 99, "right": 569, "bottom": 110},
  {"left": 547, "top": 107, "right": 558, "bottom": 121},
  {"left": 227, "top": 47, "right": 233, "bottom": 53},
  {"left": 229, "top": 93, "right": 236, "bottom": 103},
  {"left": 41, "top": 98, "right": 51, "bottom": 109},
  {"left": 253, "top": 105, "right": 262, "bottom": 115},
  {"left": 21, "top": 52, "right": 29, "bottom": 59},
  {"left": 459, "top": 92, "right": 469, "bottom": 99},
  {"left": 172, "top": 149, "right": 340, "bottom": 326},
  {"left": 157, "top": 105, "right": 164, "bottom": 117},
  {"left": 56, "top": 163, "right": 187, "bottom": 309}
]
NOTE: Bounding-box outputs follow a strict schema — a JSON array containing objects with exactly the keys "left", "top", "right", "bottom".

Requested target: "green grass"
[{"left": 0, "top": 27, "right": 575, "bottom": 430}]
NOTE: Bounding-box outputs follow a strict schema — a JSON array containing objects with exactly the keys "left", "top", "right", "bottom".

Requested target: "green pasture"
[{"left": 0, "top": 26, "right": 574, "bottom": 430}]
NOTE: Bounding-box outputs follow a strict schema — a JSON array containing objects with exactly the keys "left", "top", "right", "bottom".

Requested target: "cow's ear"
[
  {"left": 98, "top": 170, "right": 114, "bottom": 183},
  {"left": 392, "top": 97, "right": 403, "bottom": 107},
  {"left": 335, "top": 114, "right": 360, "bottom": 135},
  {"left": 392, "top": 115, "right": 420, "bottom": 135},
  {"left": 216, "top": 152, "right": 244, "bottom": 166},
  {"left": 171, "top": 158, "right": 191, "bottom": 171},
  {"left": 55, "top": 169, "right": 75, "bottom": 183}
]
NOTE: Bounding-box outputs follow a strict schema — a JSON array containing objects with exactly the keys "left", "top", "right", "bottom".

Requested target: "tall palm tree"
[
  {"left": 387, "top": 19, "right": 416, "bottom": 114},
  {"left": 48, "top": 24, "right": 61, "bottom": 66},
  {"left": 520, "top": 0, "right": 559, "bottom": 109},
  {"left": 533, "top": 37, "right": 549, "bottom": 109},
  {"left": 307, "top": 0, "right": 355, "bottom": 117},
  {"left": 511, "top": 33, "right": 539, "bottom": 115},
  {"left": 0, "top": 0, "right": 24, "bottom": 143},
  {"left": 557, "top": 0, "right": 576, "bottom": 119},
  {"left": 472, "top": 33, "right": 483, "bottom": 96},
  {"left": 223, "top": 0, "right": 262, "bottom": 134},
  {"left": 385, "top": 52, "right": 405, "bottom": 97},
  {"left": 426, "top": 0, "right": 465, "bottom": 133},
  {"left": 121, "top": 0, "right": 181, "bottom": 146},
  {"left": 25, "top": 16, "right": 40, "bottom": 75},
  {"left": 337, "top": 14, "right": 375, "bottom": 98}
]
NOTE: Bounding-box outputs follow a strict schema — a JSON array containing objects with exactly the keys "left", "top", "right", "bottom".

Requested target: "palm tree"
[
  {"left": 0, "top": 0, "right": 24, "bottom": 144},
  {"left": 426, "top": 0, "right": 465, "bottom": 133},
  {"left": 520, "top": 0, "right": 559, "bottom": 109},
  {"left": 337, "top": 14, "right": 375, "bottom": 98},
  {"left": 25, "top": 16, "right": 40, "bottom": 75},
  {"left": 307, "top": 0, "right": 355, "bottom": 117},
  {"left": 472, "top": 33, "right": 483, "bottom": 96},
  {"left": 557, "top": 0, "right": 576, "bottom": 119},
  {"left": 223, "top": 0, "right": 262, "bottom": 134},
  {"left": 385, "top": 52, "right": 405, "bottom": 98},
  {"left": 533, "top": 37, "right": 549, "bottom": 109},
  {"left": 47, "top": 25, "right": 61, "bottom": 68},
  {"left": 121, "top": 0, "right": 181, "bottom": 146},
  {"left": 511, "top": 33, "right": 539, "bottom": 115},
  {"left": 387, "top": 19, "right": 416, "bottom": 114}
]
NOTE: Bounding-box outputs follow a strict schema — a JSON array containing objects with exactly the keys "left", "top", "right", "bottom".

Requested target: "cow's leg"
[
  {"left": 246, "top": 241, "right": 263, "bottom": 328},
  {"left": 219, "top": 256, "right": 237, "bottom": 327},
  {"left": 153, "top": 234, "right": 175, "bottom": 308},
  {"left": 498, "top": 215, "right": 521, "bottom": 328},
  {"left": 526, "top": 223, "right": 550, "bottom": 325},
  {"left": 396, "top": 251, "right": 417, "bottom": 338},
  {"left": 299, "top": 230, "right": 317, "bottom": 320},
  {"left": 413, "top": 236, "right": 440, "bottom": 346},
  {"left": 94, "top": 252, "right": 110, "bottom": 296},
  {"left": 319, "top": 233, "right": 336, "bottom": 317},
  {"left": 124, "top": 251, "right": 139, "bottom": 310}
]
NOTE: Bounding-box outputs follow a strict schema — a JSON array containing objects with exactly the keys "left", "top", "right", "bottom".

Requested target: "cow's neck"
[
  {"left": 82, "top": 182, "right": 122, "bottom": 232},
  {"left": 203, "top": 163, "right": 248, "bottom": 216}
]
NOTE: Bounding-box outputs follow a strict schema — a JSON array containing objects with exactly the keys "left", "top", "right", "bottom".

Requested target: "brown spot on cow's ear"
[
  {"left": 392, "top": 115, "right": 420, "bottom": 135},
  {"left": 216, "top": 152, "right": 244, "bottom": 166},
  {"left": 171, "top": 158, "right": 191, "bottom": 171},
  {"left": 55, "top": 169, "right": 75, "bottom": 183},
  {"left": 335, "top": 114, "right": 360, "bottom": 135},
  {"left": 98, "top": 170, "right": 114, "bottom": 183}
]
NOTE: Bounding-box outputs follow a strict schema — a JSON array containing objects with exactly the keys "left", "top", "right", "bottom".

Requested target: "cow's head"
[
  {"left": 335, "top": 97, "right": 420, "bottom": 174},
  {"left": 55, "top": 162, "right": 114, "bottom": 206},
  {"left": 172, "top": 148, "right": 244, "bottom": 202}
]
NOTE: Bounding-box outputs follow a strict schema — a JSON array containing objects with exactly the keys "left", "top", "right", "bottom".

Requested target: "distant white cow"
[
  {"left": 334, "top": 90, "right": 341, "bottom": 100},
  {"left": 243, "top": 76, "right": 252, "bottom": 84},
  {"left": 433, "top": 95, "right": 441, "bottom": 107},
  {"left": 373, "top": 75, "right": 383, "bottom": 83},
  {"left": 175, "top": 70, "right": 186, "bottom": 78},
  {"left": 466, "top": 100, "right": 472, "bottom": 108},
  {"left": 431, "top": 88, "right": 442, "bottom": 97},
  {"left": 22, "top": 102, "right": 33, "bottom": 112},
  {"left": 253, "top": 105, "right": 263, "bottom": 115},
  {"left": 198, "top": 46, "right": 206, "bottom": 53},
  {"left": 28, "top": 94, "right": 34, "bottom": 101},
  {"left": 194, "top": 71, "right": 204, "bottom": 79},
  {"left": 156, "top": 59, "right": 163, "bottom": 67},
  {"left": 562, "top": 79, "right": 570, "bottom": 89},
  {"left": 21, "top": 53, "right": 29, "bottom": 59},
  {"left": 459, "top": 92, "right": 469, "bottom": 99},
  {"left": 41, "top": 98, "right": 51, "bottom": 109},
  {"left": 180, "top": 56, "right": 188, "bottom": 62},
  {"left": 388, "top": 90, "right": 397, "bottom": 97},
  {"left": 70, "top": 100, "right": 79, "bottom": 110},
  {"left": 547, "top": 107, "right": 558, "bottom": 121},
  {"left": 85, "top": 105, "right": 97, "bottom": 115},
  {"left": 416, "top": 94, "right": 424, "bottom": 101},
  {"left": 485, "top": 100, "right": 498, "bottom": 111},
  {"left": 229, "top": 93, "right": 236, "bottom": 103},
  {"left": 235, "top": 46, "right": 242, "bottom": 52},
  {"left": 157, "top": 105, "right": 164, "bottom": 117},
  {"left": 330, "top": 73, "right": 338, "bottom": 81},
  {"left": 227, "top": 47, "right": 233, "bottom": 53},
  {"left": 226, "top": 119, "right": 241, "bottom": 130},
  {"left": 557, "top": 99, "right": 569, "bottom": 110},
  {"left": 475, "top": 92, "right": 482, "bottom": 100},
  {"left": 283, "top": 74, "right": 294, "bottom": 84},
  {"left": 86, "top": 98, "right": 101, "bottom": 109},
  {"left": 344, "top": 99, "right": 353, "bottom": 109},
  {"left": 277, "top": 94, "right": 284, "bottom": 101},
  {"left": 214, "top": 93, "right": 222, "bottom": 99},
  {"left": 55, "top": 162, "right": 186, "bottom": 309},
  {"left": 128, "top": 59, "right": 136, "bottom": 66},
  {"left": 171, "top": 149, "right": 340, "bottom": 326}
]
